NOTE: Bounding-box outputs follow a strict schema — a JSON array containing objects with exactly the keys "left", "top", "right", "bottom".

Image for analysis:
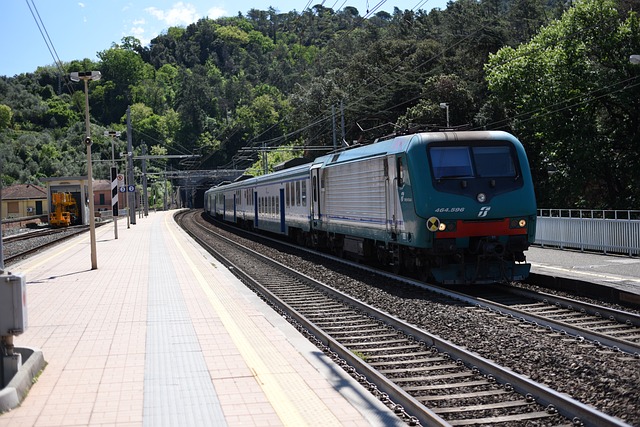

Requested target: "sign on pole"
[{"left": 111, "top": 167, "right": 118, "bottom": 216}]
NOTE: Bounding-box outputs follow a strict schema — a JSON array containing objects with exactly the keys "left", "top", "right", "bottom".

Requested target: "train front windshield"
[{"left": 429, "top": 145, "right": 517, "bottom": 180}]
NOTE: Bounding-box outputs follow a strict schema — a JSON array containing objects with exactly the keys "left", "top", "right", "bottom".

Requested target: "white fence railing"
[{"left": 535, "top": 209, "right": 640, "bottom": 256}]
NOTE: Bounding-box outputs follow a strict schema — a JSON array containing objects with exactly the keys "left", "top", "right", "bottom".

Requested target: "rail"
[{"left": 535, "top": 209, "right": 640, "bottom": 256}]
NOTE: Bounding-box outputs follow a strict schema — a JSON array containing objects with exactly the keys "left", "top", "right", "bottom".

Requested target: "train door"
[
  {"left": 233, "top": 192, "right": 237, "bottom": 223},
  {"left": 386, "top": 155, "right": 399, "bottom": 235},
  {"left": 311, "top": 164, "right": 322, "bottom": 225},
  {"left": 279, "top": 188, "right": 285, "bottom": 233},
  {"left": 253, "top": 191, "right": 259, "bottom": 228}
]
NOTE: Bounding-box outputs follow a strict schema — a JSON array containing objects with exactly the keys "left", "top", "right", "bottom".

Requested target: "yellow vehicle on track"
[{"left": 49, "top": 192, "right": 79, "bottom": 227}]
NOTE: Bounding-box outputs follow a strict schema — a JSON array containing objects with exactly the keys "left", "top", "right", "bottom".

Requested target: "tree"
[
  {"left": 0, "top": 104, "right": 12, "bottom": 129},
  {"left": 485, "top": 0, "right": 640, "bottom": 209},
  {"left": 95, "top": 44, "right": 149, "bottom": 123}
]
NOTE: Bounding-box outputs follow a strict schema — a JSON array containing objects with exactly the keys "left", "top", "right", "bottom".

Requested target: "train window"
[
  {"left": 286, "top": 183, "right": 290, "bottom": 207},
  {"left": 276, "top": 196, "right": 279, "bottom": 214},
  {"left": 473, "top": 146, "right": 516, "bottom": 177},
  {"left": 301, "top": 181, "right": 307, "bottom": 206},
  {"left": 290, "top": 183, "right": 294, "bottom": 206},
  {"left": 397, "top": 158, "right": 404, "bottom": 187},
  {"left": 296, "top": 181, "right": 301, "bottom": 206},
  {"left": 430, "top": 147, "right": 474, "bottom": 179}
]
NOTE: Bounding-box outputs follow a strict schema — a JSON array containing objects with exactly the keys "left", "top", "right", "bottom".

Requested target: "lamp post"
[
  {"left": 70, "top": 71, "right": 101, "bottom": 270},
  {"left": 104, "top": 130, "right": 121, "bottom": 240},
  {"left": 439, "top": 102, "right": 450, "bottom": 128}
]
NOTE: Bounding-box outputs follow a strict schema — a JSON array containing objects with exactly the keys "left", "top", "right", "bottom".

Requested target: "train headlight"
[
  {"left": 438, "top": 223, "right": 447, "bottom": 231},
  {"left": 477, "top": 193, "right": 486, "bottom": 203},
  {"left": 510, "top": 218, "right": 527, "bottom": 229}
]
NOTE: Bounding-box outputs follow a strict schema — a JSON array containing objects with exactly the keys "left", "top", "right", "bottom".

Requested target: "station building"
[{"left": 0, "top": 183, "right": 48, "bottom": 220}]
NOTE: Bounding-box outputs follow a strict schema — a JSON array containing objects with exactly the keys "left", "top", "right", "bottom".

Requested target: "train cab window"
[
  {"left": 301, "top": 181, "right": 307, "bottom": 206},
  {"left": 430, "top": 147, "right": 473, "bottom": 180},
  {"left": 473, "top": 146, "right": 516, "bottom": 177}
]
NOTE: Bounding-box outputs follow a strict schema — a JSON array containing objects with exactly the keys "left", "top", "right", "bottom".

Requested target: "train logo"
[{"left": 478, "top": 206, "right": 491, "bottom": 218}]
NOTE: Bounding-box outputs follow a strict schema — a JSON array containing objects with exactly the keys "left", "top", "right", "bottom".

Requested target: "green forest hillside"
[{"left": 1, "top": 0, "right": 639, "bottom": 209}]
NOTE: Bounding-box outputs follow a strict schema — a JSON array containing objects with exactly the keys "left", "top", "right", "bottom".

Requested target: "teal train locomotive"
[{"left": 204, "top": 131, "right": 537, "bottom": 284}]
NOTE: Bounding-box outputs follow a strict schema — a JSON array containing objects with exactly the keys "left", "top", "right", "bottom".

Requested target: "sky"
[{"left": 1, "top": 0, "right": 449, "bottom": 77}]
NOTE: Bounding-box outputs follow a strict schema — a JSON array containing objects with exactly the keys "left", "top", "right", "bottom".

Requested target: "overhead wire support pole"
[
  {"left": 104, "top": 130, "right": 121, "bottom": 239},
  {"left": 332, "top": 104, "right": 337, "bottom": 150},
  {"left": 126, "top": 106, "right": 136, "bottom": 225},
  {"left": 141, "top": 143, "right": 148, "bottom": 217},
  {"left": 70, "top": 71, "right": 101, "bottom": 270}
]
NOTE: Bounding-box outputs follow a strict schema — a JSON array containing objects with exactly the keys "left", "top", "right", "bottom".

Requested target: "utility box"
[{"left": 0, "top": 273, "right": 28, "bottom": 336}]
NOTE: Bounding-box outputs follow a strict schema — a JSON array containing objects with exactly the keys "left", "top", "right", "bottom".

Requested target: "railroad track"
[
  {"left": 456, "top": 285, "right": 640, "bottom": 356},
  {"left": 178, "top": 210, "right": 630, "bottom": 427},
  {"left": 3, "top": 225, "right": 92, "bottom": 265}
]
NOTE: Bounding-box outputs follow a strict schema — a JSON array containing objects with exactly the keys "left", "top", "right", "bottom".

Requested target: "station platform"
[
  {"left": 527, "top": 246, "right": 640, "bottom": 302},
  {"left": 0, "top": 210, "right": 402, "bottom": 427}
]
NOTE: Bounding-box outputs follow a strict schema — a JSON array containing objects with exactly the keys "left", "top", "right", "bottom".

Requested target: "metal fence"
[{"left": 535, "top": 209, "right": 640, "bottom": 256}]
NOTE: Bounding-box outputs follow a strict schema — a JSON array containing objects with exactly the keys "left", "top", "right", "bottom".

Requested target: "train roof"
[
  {"left": 313, "top": 130, "right": 519, "bottom": 166},
  {"left": 206, "top": 130, "right": 522, "bottom": 193}
]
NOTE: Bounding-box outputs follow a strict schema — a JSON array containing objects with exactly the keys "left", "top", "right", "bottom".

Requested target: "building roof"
[
  {"left": 2, "top": 184, "right": 47, "bottom": 200},
  {"left": 92, "top": 180, "right": 112, "bottom": 191}
]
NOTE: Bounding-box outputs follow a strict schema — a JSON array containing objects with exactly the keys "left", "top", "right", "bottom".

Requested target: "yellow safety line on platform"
[{"left": 165, "top": 215, "right": 335, "bottom": 427}]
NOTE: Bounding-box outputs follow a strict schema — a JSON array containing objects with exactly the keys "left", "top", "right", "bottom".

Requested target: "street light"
[
  {"left": 104, "top": 130, "right": 121, "bottom": 240},
  {"left": 70, "top": 71, "right": 101, "bottom": 270},
  {"left": 439, "top": 102, "right": 450, "bottom": 128}
]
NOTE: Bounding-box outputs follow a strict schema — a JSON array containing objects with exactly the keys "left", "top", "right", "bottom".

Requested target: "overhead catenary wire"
[{"left": 24, "top": 0, "right": 76, "bottom": 97}]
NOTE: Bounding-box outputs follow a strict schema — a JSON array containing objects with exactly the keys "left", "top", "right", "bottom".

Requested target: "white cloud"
[
  {"left": 207, "top": 7, "right": 228, "bottom": 19},
  {"left": 78, "top": 2, "right": 85, "bottom": 7},
  {"left": 133, "top": 19, "right": 145, "bottom": 25},
  {"left": 146, "top": 2, "right": 200, "bottom": 26},
  {"left": 129, "top": 26, "right": 149, "bottom": 46}
]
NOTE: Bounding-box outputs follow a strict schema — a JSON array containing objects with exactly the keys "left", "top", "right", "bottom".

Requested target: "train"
[{"left": 204, "top": 130, "right": 537, "bottom": 284}]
